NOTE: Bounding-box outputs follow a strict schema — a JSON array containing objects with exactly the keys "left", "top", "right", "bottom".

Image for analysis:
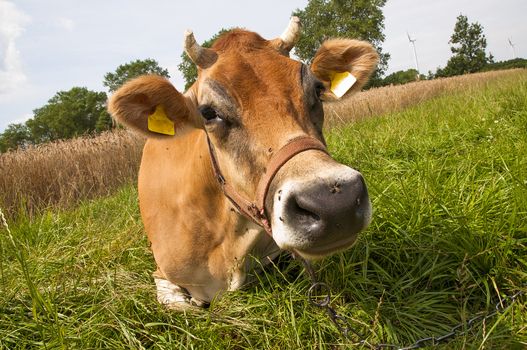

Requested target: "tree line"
[
  {"left": 0, "top": 59, "right": 170, "bottom": 153},
  {"left": 1, "top": 1, "right": 524, "bottom": 153}
]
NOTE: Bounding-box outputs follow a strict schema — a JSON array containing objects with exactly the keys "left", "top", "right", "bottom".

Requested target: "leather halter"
[{"left": 206, "top": 134, "right": 328, "bottom": 236}]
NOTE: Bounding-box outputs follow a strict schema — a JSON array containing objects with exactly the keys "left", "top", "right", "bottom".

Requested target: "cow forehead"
[
  {"left": 204, "top": 51, "right": 303, "bottom": 104},
  {"left": 196, "top": 30, "right": 304, "bottom": 104}
]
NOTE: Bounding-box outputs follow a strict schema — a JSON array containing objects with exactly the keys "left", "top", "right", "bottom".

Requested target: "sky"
[{"left": 0, "top": 0, "right": 525, "bottom": 132}]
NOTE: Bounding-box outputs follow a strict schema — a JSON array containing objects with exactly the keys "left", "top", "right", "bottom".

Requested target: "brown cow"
[{"left": 108, "top": 17, "right": 378, "bottom": 309}]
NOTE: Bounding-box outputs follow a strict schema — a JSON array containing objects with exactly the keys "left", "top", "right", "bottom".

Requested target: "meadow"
[{"left": 0, "top": 69, "right": 526, "bottom": 349}]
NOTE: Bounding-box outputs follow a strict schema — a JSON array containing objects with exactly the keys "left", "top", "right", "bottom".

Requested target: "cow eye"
[
  {"left": 314, "top": 81, "right": 325, "bottom": 100},
  {"left": 199, "top": 106, "right": 223, "bottom": 121}
]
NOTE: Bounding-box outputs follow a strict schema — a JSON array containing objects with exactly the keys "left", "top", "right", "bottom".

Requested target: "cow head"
[{"left": 109, "top": 17, "right": 378, "bottom": 259}]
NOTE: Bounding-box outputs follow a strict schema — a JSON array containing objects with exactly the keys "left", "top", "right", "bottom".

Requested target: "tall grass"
[
  {"left": 325, "top": 69, "right": 525, "bottom": 126},
  {"left": 0, "top": 70, "right": 525, "bottom": 349},
  {"left": 0, "top": 69, "right": 523, "bottom": 220},
  {"left": 0, "top": 130, "right": 144, "bottom": 219}
]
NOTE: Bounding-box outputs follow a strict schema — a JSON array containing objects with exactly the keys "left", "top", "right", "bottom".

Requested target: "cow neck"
[{"left": 205, "top": 133, "right": 328, "bottom": 236}]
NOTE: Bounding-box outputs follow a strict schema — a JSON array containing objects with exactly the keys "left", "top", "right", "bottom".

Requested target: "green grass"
[{"left": 1, "top": 73, "right": 526, "bottom": 349}]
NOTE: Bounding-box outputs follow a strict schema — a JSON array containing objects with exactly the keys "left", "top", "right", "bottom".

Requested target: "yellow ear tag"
[
  {"left": 148, "top": 105, "right": 175, "bottom": 136},
  {"left": 330, "top": 71, "right": 357, "bottom": 98}
]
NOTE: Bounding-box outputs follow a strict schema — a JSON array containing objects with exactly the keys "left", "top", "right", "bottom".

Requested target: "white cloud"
[
  {"left": 0, "top": 0, "right": 31, "bottom": 94},
  {"left": 56, "top": 17, "right": 75, "bottom": 31}
]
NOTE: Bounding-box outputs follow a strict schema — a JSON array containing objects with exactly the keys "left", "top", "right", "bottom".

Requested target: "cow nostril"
[
  {"left": 294, "top": 200, "right": 321, "bottom": 222},
  {"left": 281, "top": 193, "right": 323, "bottom": 231}
]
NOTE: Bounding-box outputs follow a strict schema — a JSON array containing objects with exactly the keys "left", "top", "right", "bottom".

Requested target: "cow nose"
[{"left": 282, "top": 173, "right": 369, "bottom": 239}]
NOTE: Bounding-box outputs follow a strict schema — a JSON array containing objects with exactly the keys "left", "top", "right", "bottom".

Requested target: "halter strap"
[{"left": 206, "top": 134, "right": 328, "bottom": 236}]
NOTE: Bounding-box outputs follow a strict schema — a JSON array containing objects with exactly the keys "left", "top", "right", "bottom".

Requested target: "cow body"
[
  {"left": 139, "top": 131, "right": 277, "bottom": 302},
  {"left": 109, "top": 18, "right": 378, "bottom": 309}
]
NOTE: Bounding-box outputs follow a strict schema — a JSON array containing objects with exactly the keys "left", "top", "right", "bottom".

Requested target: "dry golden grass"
[
  {"left": 0, "top": 130, "right": 144, "bottom": 219},
  {"left": 1, "top": 69, "right": 524, "bottom": 219},
  {"left": 325, "top": 68, "right": 526, "bottom": 126}
]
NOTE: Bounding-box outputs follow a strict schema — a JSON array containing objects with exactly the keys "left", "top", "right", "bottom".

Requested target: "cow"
[{"left": 108, "top": 17, "right": 378, "bottom": 309}]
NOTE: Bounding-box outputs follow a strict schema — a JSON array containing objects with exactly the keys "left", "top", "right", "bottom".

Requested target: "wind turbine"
[
  {"left": 407, "top": 32, "right": 420, "bottom": 79},
  {"left": 508, "top": 38, "right": 517, "bottom": 59}
]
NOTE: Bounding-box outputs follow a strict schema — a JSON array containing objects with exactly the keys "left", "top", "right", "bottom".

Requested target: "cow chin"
[{"left": 269, "top": 163, "right": 372, "bottom": 260}]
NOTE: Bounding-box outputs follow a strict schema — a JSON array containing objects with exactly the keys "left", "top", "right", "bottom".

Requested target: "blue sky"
[{"left": 1, "top": 0, "right": 525, "bottom": 131}]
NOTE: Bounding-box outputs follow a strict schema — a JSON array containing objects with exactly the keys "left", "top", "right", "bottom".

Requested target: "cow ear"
[
  {"left": 310, "top": 39, "right": 379, "bottom": 101},
  {"left": 108, "top": 75, "right": 199, "bottom": 138}
]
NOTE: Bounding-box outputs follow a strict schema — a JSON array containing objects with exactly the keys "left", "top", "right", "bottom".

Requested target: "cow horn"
[
  {"left": 184, "top": 30, "right": 218, "bottom": 69},
  {"left": 278, "top": 16, "right": 302, "bottom": 53}
]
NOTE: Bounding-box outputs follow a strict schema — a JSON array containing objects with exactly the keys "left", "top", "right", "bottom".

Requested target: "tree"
[
  {"left": 293, "top": 0, "right": 389, "bottom": 85},
  {"left": 95, "top": 110, "right": 114, "bottom": 132},
  {"left": 380, "top": 69, "right": 424, "bottom": 86},
  {"left": 437, "top": 14, "right": 492, "bottom": 77},
  {"left": 26, "top": 87, "right": 110, "bottom": 143},
  {"left": 178, "top": 29, "right": 230, "bottom": 90},
  {"left": 103, "top": 58, "right": 170, "bottom": 93},
  {"left": 481, "top": 58, "right": 527, "bottom": 72},
  {"left": 0, "top": 123, "right": 31, "bottom": 153}
]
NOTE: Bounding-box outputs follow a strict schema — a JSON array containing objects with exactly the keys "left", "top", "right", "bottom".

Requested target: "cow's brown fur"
[
  {"left": 108, "top": 27, "right": 378, "bottom": 307},
  {"left": 108, "top": 75, "right": 200, "bottom": 138},
  {"left": 312, "top": 39, "right": 380, "bottom": 99}
]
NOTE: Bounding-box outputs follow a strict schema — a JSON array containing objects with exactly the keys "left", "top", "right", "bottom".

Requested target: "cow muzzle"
[{"left": 269, "top": 160, "right": 371, "bottom": 258}]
